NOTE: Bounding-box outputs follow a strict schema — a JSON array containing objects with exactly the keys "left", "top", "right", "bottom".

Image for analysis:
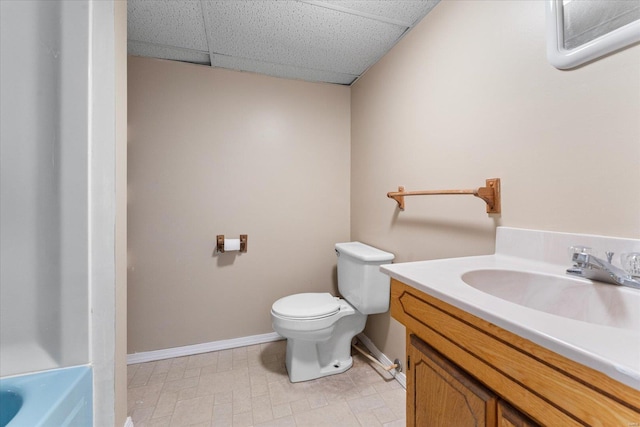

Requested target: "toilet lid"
[{"left": 272, "top": 293, "right": 340, "bottom": 319}]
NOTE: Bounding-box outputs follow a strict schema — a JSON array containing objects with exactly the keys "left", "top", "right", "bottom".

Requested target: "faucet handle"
[
  {"left": 605, "top": 251, "right": 614, "bottom": 263},
  {"left": 568, "top": 245, "right": 591, "bottom": 255},
  {"left": 572, "top": 252, "right": 590, "bottom": 267}
]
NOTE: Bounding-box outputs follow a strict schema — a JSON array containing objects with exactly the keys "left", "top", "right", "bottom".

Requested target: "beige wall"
[
  {"left": 128, "top": 57, "right": 351, "bottom": 353},
  {"left": 352, "top": 1, "right": 640, "bottom": 365}
]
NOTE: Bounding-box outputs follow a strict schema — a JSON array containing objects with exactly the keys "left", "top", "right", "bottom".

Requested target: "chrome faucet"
[{"left": 567, "top": 251, "right": 640, "bottom": 289}]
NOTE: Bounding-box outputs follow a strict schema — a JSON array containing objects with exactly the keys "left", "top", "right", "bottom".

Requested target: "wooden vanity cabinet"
[
  {"left": 408, "top": 333, "right": 535, "bottom": 426},
  {"left": 391, "top": 279, "right": 640, "bottom": 426},
  {"left": 408, "top": 334, "right": 499, "bottom": 426}
]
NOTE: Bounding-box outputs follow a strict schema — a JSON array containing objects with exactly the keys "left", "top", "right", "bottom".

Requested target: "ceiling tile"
[
  {"left": 128, "top": 41, "right": 210, "bottom": 65},
  {"left": 211, "top": 53, "right": 358, "bottom": 85},
  {"left": 201, "top": 0, "right": 407, "bottom": 76},
  {"left": 128, "top": 0, "right": 208, "bottom": 51},
  {"left": 311, "top": 0, "right": 440, "bottom": 26}
]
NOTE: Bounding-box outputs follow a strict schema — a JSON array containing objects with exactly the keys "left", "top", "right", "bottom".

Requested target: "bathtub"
[{"left": 0, "top": 365, "right": 92, "bottom": 427}]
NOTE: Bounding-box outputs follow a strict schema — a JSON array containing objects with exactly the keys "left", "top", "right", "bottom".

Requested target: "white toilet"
[{"left": 271, "top": 242, "right": 394, "bottom": 382}]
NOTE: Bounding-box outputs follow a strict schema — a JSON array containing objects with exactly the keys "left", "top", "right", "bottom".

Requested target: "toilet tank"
[{"left": 335, "top": 242, "right": 395, "bottom": 315}]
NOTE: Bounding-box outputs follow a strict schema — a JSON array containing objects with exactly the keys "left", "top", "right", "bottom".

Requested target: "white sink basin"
[{"left": 461, "top": 269, "right": 639, "bottom": 331}]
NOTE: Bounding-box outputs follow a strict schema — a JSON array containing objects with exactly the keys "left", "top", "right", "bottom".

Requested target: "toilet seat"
[{"left": 271, "top": 293, "right": 340, "bottom": 320}]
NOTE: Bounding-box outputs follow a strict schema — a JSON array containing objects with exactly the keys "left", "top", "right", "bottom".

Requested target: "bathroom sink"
[
  {"left": 381, "top": 227, "right": 640, "bottom": 391},
  {"left": 461, "top": 269, "right": 639, "bottom": 331}
]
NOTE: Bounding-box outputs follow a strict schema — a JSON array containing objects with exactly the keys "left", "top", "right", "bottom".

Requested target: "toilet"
[{"left": 271, "top": 242, "right": 394, "bottom": 382}]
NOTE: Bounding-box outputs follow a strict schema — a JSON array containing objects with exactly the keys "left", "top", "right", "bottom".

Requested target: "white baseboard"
[
  {"left": 357, "top": 333, "right": 406, "bottom": 389},
  {"left": 127, "top": 332, "right": 283, "bottom": 365}
]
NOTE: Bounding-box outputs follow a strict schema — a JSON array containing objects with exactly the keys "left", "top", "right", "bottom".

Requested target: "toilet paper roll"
[{"left": 223, "top": 238, "right": 241, "bottom": 252}]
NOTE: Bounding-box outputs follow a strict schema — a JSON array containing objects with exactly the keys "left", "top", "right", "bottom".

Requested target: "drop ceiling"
[{"left": 127, "top": 0, "right": 440, "bottom": 85}]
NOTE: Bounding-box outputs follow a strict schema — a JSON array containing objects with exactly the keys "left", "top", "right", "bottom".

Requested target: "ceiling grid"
[{"left": 128, "top": 0, "right": 440, "bottom": 85}]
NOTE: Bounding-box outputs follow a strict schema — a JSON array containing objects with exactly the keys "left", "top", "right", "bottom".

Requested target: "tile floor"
[{"left": 127, "top": 340, "right": 406, "bottom": 427}]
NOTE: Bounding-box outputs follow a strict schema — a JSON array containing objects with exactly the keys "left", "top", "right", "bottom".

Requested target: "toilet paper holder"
[{"left": 216, "top": 234, "right": 248, "bottom": 253}]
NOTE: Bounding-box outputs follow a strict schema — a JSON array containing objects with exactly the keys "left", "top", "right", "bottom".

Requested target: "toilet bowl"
[
  {"left": 271, "top": 242, "right": 394, "bottom": 382},
  {"left": 271, "top": 293, "right": 367, "bottom": 382}
]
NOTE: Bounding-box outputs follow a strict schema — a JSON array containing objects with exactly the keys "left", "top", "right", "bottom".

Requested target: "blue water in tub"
[{"left": 0, "top": 365, "right": 91, "bottom": 427}]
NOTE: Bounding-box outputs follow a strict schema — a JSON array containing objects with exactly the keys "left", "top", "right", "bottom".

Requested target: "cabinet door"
[
  {"left": 498, "top": 401, "right": 538, "bottom": 427},
  {"left": 408, "top": 334, "right": 497, "bottom": 427}
]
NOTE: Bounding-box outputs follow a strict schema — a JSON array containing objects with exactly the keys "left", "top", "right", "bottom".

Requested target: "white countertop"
[{"left": 381, "top": 227, "right": 640, "bottom": 391}]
